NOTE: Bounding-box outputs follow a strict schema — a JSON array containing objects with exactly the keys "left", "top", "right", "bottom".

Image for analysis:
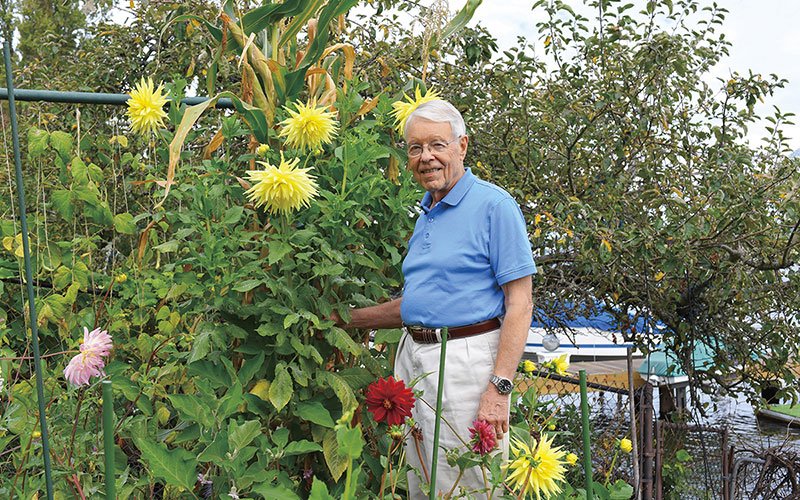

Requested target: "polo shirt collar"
[{"left": 420, "top": 168, "right": 475, "bottom": 213}]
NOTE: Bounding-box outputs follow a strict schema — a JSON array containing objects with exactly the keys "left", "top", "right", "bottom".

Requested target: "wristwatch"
[{"left": 489, "top": 374, "right": 513, "bottom": 395}]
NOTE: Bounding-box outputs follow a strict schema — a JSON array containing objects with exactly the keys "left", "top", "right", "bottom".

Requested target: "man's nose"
[{"left": 419, "top": 146, "right": 435, "bottom": 161}]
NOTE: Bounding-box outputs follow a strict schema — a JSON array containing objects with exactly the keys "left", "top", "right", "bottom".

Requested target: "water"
[{"left": 663, "top": 386, "right": 800, "bottom": 452}]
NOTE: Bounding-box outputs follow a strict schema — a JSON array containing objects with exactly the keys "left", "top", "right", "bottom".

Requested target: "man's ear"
[{"left": 459, "top": 135, "right": 469, "bottom": 160}]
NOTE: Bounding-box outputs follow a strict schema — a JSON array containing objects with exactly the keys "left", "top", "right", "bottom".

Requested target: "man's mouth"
[{"left": 419, "top": 167, "right": 443, "bottom": 175}]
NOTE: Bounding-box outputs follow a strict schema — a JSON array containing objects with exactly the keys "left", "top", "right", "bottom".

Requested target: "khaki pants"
[{"left": 394, "top": 328, "right": 509, "bottom": 499}]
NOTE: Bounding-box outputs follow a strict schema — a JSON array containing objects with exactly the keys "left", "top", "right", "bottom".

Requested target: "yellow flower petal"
[
  {"left": 391, "top": 86, "right": 441, "bottom": 136},
  {"left": 245, "top": 152, "right": 319, "bottom": 215},
  {"left": 279, "top": 100, "right": 338, "bottom": 151},
  {"left": 505, "top": 435, "right": 567, "bottom": 499},
  {"left": 127, "top": 77, "right": 168, "bottom": 135}
]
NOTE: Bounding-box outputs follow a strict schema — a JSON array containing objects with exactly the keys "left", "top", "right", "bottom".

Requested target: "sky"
[{"left": 459, "top": 0, "right": 800, "bottom": 151}]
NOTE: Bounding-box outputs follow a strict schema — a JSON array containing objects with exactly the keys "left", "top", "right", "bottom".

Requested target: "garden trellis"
[{"left": 0, "top": 30, "right": 235, "bottom": 500}]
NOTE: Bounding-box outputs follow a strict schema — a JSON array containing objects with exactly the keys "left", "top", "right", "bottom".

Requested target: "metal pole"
[
  {"left": 0, "top": 87, "right": 236, "bottom": 108},
  {"left": 429, "top": 327, "right": 448, "bottom": 500},
  {"left": 3, "top": 38, "right": 54, "bottom": 500},
  {"left": 102, "top": 381, "right": 115, "bottom": 500},
  {"left": 627, "top": 347, "right": 642, "bottom": 500},
  {"left": 579, "top": 370, "right": 593, "bottom": 499}
]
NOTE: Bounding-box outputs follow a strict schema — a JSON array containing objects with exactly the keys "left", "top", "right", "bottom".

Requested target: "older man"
[{"left": 335, "top": 99, "right": 535, "bottom": 498}]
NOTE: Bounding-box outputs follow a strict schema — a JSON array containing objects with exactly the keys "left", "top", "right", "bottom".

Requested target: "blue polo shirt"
[{"left": 400, "top": 168, "right": 536, "bottom": 328}]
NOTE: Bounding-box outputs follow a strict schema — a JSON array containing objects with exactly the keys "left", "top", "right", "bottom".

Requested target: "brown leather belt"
[{"left": 404, "top": 317, "right": 501, "bottom": 344}]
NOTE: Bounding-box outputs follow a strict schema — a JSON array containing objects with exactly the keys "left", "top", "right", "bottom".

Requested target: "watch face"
[{"left": 496, "top": 378, "right": 513, "bottom": 394}]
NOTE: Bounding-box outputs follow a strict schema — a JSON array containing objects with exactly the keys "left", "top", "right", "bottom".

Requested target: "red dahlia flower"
[
  {"left": 365, "top": 376, "right": 415, "bottom": 426},
  {"left": 468, "top": 419, "right": 497, "bottom": 455}
]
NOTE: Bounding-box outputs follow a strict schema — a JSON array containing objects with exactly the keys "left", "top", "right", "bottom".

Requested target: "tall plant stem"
[{"left": 66, "top": 388, "right": 86, "bottom": 465}]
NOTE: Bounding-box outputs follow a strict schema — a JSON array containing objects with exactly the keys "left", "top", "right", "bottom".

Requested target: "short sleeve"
[{"left": 489, "top": 197, "right": 537, "bottom": 286}]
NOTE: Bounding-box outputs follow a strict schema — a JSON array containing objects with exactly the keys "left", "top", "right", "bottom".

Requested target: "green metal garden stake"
[
  {"left": 3, "top": 36, "right": 54, "bottom": 500},
  {"left": 579, "top": 370, "right": 593, "bottom": 499},
  {"left": 429, "top": 327, "right": 448, "bottom": 500},
  {"left": 102, "top": 381, "right": 115, "bottom": 500}
]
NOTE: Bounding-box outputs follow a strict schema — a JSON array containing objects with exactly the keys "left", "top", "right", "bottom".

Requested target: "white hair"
[{"left": 404, "top": 99, "right": 467, "bottom": 140}]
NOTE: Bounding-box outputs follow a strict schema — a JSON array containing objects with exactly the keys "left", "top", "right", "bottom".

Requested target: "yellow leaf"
[
  {"left": 544, "top": 35, "right": 552, "bottom": 47},
  {"left": 534, "top": 214, "right": 542, "bottom": 225},
  {"left": 533, "top": 228, "right": 542, "bottom": 238},
  {"left": 654, "top": 271, "right": 665, "bottom": 282},
  {"left": 249, "top": 379, "right": 271, "bottom": 401},
  {"left": 2, "top": 236, "right": 13, "bottom": 252},
  {"left": 601, "top": 238, "right": 612, "bottom": 252}
]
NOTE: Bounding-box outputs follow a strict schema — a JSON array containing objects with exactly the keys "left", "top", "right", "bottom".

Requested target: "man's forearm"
[
  {"left": 340, "top": 297, "right": 404, "bottom": 330},
  {"left": 492, "top": 277, "right": 534, "bottom": 380}
]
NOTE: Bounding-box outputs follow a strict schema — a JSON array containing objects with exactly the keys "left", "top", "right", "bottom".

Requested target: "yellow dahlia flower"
[
  {"left": 126, "top": 77, "right": 168, "bottom": 135},
  {"left": 245, "top": 152, "right": 318, "bottom": 215},
  {"left": 619, "top": 438, "right": 633, "bottom": 453},
  {"left": 278, "top": 100, "right": 338, "bottom": 151},
  {"left": 505, "top": 434, "right": 567, "bottom": 500},
  {"left": 391, "top": 86, "right": 441, "bottom": 136}
]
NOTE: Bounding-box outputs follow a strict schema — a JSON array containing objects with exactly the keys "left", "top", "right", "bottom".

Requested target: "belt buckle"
[{"left": 407, "top": 326, "right": 442, "bottom": 343}]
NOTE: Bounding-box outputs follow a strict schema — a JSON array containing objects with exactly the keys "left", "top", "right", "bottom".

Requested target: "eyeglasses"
[{"left": 406, "top": 138, "right": 459, "bottom": 158}]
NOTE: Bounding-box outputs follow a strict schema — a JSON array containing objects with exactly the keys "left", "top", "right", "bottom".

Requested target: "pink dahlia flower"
[
  {"left": 468, "top": 419, "right": 497, "bottom": 455},
  {"left": 63, "top": 327, "right": 113, "bottom": 386}
]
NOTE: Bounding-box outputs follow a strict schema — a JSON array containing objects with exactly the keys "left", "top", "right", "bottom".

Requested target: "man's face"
[{"left": 406, "top": 118, "right": 469, "bottom": 204}]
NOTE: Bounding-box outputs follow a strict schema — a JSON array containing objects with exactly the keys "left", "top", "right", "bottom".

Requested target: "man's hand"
[
  {"left": 477, "top": 386, "right": 510, "bottom": 439},
  {"left": 328, "top": 310, "right": 343, "bottom": 326}
]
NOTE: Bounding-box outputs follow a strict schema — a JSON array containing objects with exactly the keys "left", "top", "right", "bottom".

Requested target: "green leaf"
[
  {"left": 196, "top": 430, "right": 228, "bottom": 463},
  {"left": 308, "top": 478, "right": 335, "bottom": 500},
  {"left": 440, "top": 0, "right": 484, "bottom": 40},
  {"left": 268, "top": 240, "right": 293, "bottom": 265},
  {"left": 269, "top": 365, "right": 293, "bottom": 411},
  {"left": 325, "top": 327, "right": 361, "bottom": 355},
  {"left": 296, "top": 401, "right": 335, "bottom": 428},
  {"left": 188, "top": 325, "right": 213, "bottom": 364},
  {"left": 70, "top": 157, "right": 89, "bottom": 185},
  {"left": 271, "top": 427, "right": 290, "bottom": 448},
  {"left": 251, "top": 483, "right": 301, "bottom": 500},
  {"left": 169, "top": 394, "right": 213, "bottom": 428},
  {"left": 607, "top": 480, "right": 634, "bottom": 500},
  {"left": 374, "top": 328, "right": 404, "bottom": 345},
  {"left": 232, "top": 279, "right": 261, "bottom": 292},
  {"left": 322, "top": 429, "right": 349, "bottom": 482},
  {"left": 71, "top": 261, "right": 90, "bottom": 290},
  {"left": 52, "top": 266, "right": 71, "bottom": 290},
  {"left": 336, "top": 425, "right": 363, "bottom": 459},
  {"left": 237, "top": 352, "right": 265, "bottom": 386},
  {"left": 27, "top": 128, "right": 48, "bottom": 157},
  {"left": 283, "top": 439, "right": 323, "bottom": 457},
  {"left": 87, "top": 163, "right": 104, "bottom": 183},
  {"left": 318, "top": 371, "right": 356, "bottom": 413},
  {"left": 51, "top": 190, "right": 74, "bottom": 221},
  {"left": 218, "top": 379, "right": 244, "bottom": 419},
  {"left": 153, "top": 240, "right": 179, "bottom": 253},
  {"left": 283, "top": 312, "right": 300, "bottom": 328},
  {"left": 132, "top": 435, "right": 197, "bottom": 491},
  {"left": 228, "top": 419, "right": 262, "bottom": 452},
  {"left": 222, "top": 206, "right": 244, "bottom": 225},
  {"left": 49, "top": 131, "right": 73, "bottom": 159},
  {"left": 113, "top": 213, "right": 137, "bottom": 234}
]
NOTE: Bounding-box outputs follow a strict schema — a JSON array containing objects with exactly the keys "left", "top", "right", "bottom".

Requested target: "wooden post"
[
  {"left": 627, "top": 348, "right": 642, "bottom": 500},
  {"left": 640, "top": 383, "right": 654, "bottom": 500}
]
